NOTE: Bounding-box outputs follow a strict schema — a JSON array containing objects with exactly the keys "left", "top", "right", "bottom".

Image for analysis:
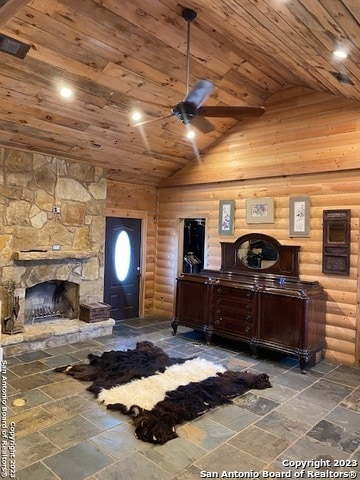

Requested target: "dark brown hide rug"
[{"left": 55, "top": 341, "right": 272, "bottom": 444}]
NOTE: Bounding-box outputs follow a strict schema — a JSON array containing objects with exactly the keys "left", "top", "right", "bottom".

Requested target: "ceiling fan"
[{"left": 133, "top": 8, "right": 265, "bottom": 133}]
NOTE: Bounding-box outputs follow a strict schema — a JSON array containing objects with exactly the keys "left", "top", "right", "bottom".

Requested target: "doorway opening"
[{"left": 182, "top": 218, "right": 206, "bottom": 274}]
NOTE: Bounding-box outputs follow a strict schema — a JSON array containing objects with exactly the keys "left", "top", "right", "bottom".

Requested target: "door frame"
[{"left": 105, "top": 207, "right": 147, "bottom": 318}]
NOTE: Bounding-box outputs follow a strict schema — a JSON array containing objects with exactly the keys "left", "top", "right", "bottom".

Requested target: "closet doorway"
[{"left": 181, "top": 218, "right": 206, "bottom": 274}]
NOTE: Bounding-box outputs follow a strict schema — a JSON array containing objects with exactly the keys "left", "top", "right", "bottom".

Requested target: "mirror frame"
[{"left": 220, "top": 233, "right": 300, "bottom": 278}]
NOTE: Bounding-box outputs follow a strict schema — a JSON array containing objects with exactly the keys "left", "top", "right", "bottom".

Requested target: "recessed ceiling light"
[
  {"left": 59, "top": 86, "right": 73, "bottom": 98},
  {"left": 333, "top": 48, "right": 348, "bottom": 59}
]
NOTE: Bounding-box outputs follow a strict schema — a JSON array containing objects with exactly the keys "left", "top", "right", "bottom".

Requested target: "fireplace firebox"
[{"left": 25, "top": 280, "right": 79, "bottom": 324}]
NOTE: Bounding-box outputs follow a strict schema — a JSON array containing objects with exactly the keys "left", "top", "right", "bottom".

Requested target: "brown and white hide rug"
[{"left": 55, "top": 341, "right": 272, "bottom": 444}]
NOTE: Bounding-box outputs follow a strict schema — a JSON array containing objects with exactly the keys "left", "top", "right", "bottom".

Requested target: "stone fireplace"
[
  {"left": 0, "top": 149, "right": 114, "bottom": 354},
  {"left": 4, "top": 250, "right": 100, "bottom": 333}
]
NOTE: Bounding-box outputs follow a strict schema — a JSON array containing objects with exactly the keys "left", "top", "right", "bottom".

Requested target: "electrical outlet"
[
  {"left": 52, "top": 206, "right": 61, "bottom": 214},
  {"left": 52, "top": 244, "right": 61, "bottom": 251}
]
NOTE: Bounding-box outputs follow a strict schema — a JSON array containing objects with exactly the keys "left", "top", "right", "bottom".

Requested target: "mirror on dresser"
[
  {"left": 237, "top": 238, "right": 279, "bottom": 269},
  {"left": 220, "top": 232, "right": 300, "bottom": 277}
]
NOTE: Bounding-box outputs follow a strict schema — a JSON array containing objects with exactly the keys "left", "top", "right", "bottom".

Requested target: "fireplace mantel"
[{"left": 13, "top": 250, "right": 95, "bottom": 261}]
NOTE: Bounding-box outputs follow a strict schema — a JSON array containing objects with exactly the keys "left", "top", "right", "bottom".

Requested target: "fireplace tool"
[{"left": 3, "top": 281, "right": 24, "bottom": 335}]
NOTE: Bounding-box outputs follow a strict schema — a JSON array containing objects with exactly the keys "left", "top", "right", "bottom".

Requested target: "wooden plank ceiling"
[{"left": 0, "top": 0, "right": 359, "bottom": 187}]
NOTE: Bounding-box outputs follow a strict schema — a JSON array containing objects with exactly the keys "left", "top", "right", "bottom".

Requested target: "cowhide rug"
[{"left": 55, "top": 341, "right": 272, "bottom": 444}]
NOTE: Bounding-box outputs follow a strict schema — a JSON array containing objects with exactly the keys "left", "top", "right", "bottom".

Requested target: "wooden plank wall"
[
  {"left": 155, "top": 87, "right": 360, "bottom": 367},
  {"left": 106, "top": 181, "right": 157, "bottom": 316}
]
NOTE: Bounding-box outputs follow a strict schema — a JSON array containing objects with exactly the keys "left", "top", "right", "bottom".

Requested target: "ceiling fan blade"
[
  {"left": 132, "top": 113, "right": 174, "bottom": 127},
  {"left": 190, "top": 115, "right": 215, "bottom": 133},
  {"left": 184, "top": 79, "right": 213, "bottom": 108},
  {"left": 198, "top": 105, "right": 265, "bottom": 118}
]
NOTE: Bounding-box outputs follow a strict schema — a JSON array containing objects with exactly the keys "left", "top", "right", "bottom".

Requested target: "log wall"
[{"left": 156, "top": 173, "right": 359, "bottom": 366}]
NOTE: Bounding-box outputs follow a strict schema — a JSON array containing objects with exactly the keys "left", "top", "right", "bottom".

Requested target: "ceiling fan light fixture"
[
  {"left": 186, "top": 128, "right": 196, "bottom": 139},
  {"left": 172, "top": 101, "right": 197, "bottom": 124},
  {"left": 131, "top": 111, "right": 142, "bottom": 122}
]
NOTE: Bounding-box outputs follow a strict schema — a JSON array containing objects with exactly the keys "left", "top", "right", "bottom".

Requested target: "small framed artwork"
[
  {"left": 289, "top": 196, "right": 310, "bottom": 237},
  {"left": 246, "top": 197, "right": 274, "bottom": 224},
  {"left": 219, "top": 200, "right": 235, "bottom": 235}
]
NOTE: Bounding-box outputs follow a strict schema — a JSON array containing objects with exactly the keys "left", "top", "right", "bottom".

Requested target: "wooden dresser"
[{"left": 172, "top": 233, "right": 327, "bottom": 373}]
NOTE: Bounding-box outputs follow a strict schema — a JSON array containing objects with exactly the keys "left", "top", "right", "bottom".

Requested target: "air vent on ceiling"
[
  {"left": 330, "top": 71, "right": 355, "bottom": 86},
  {"left": 0, "top": 33, "right": 30, "bottom": 59}
]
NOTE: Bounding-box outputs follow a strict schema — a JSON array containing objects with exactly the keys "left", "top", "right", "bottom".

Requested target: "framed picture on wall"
[
  {"left": 246, "top": 197, "right": 274, "bottom": 224},
  {"left": 218, "top": 200, "right": 235, "bottom": 235},
  {"left": 289, "top": 196, "right": 310, "bottom": 237}
]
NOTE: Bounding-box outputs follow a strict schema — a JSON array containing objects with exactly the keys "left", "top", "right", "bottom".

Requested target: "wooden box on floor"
[{"left": 79, "top": 302, "right": 111, "bottom": 323}]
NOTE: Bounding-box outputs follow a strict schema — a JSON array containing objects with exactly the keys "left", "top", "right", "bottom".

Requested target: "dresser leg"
[
  {"left": 204, "top": 326, "right": 213, "bottom": 345},
  {"left": 250, "top": 343, "right": 258, "bottom": 359},
  {"left": 171, "top": 318, "right": 177, "bottom": 335},
  {"left": 299, "top": 356, "right": 308, "bottom": 374}
]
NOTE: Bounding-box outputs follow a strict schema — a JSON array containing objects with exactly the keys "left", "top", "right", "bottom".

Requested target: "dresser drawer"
[
  {"left": 213, "top": 295, "right": 255, "bottom": 313},
  {"left": 213, "top": 285, "right": 255, "bottom": 302},
  {"left": 211, "top": 307, "right": 254, "bottom": 337}
]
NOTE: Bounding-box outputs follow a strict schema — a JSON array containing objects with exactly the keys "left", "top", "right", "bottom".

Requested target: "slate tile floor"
[{"left": 2, "top": 316, "right": 360, "bottom": 480}]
